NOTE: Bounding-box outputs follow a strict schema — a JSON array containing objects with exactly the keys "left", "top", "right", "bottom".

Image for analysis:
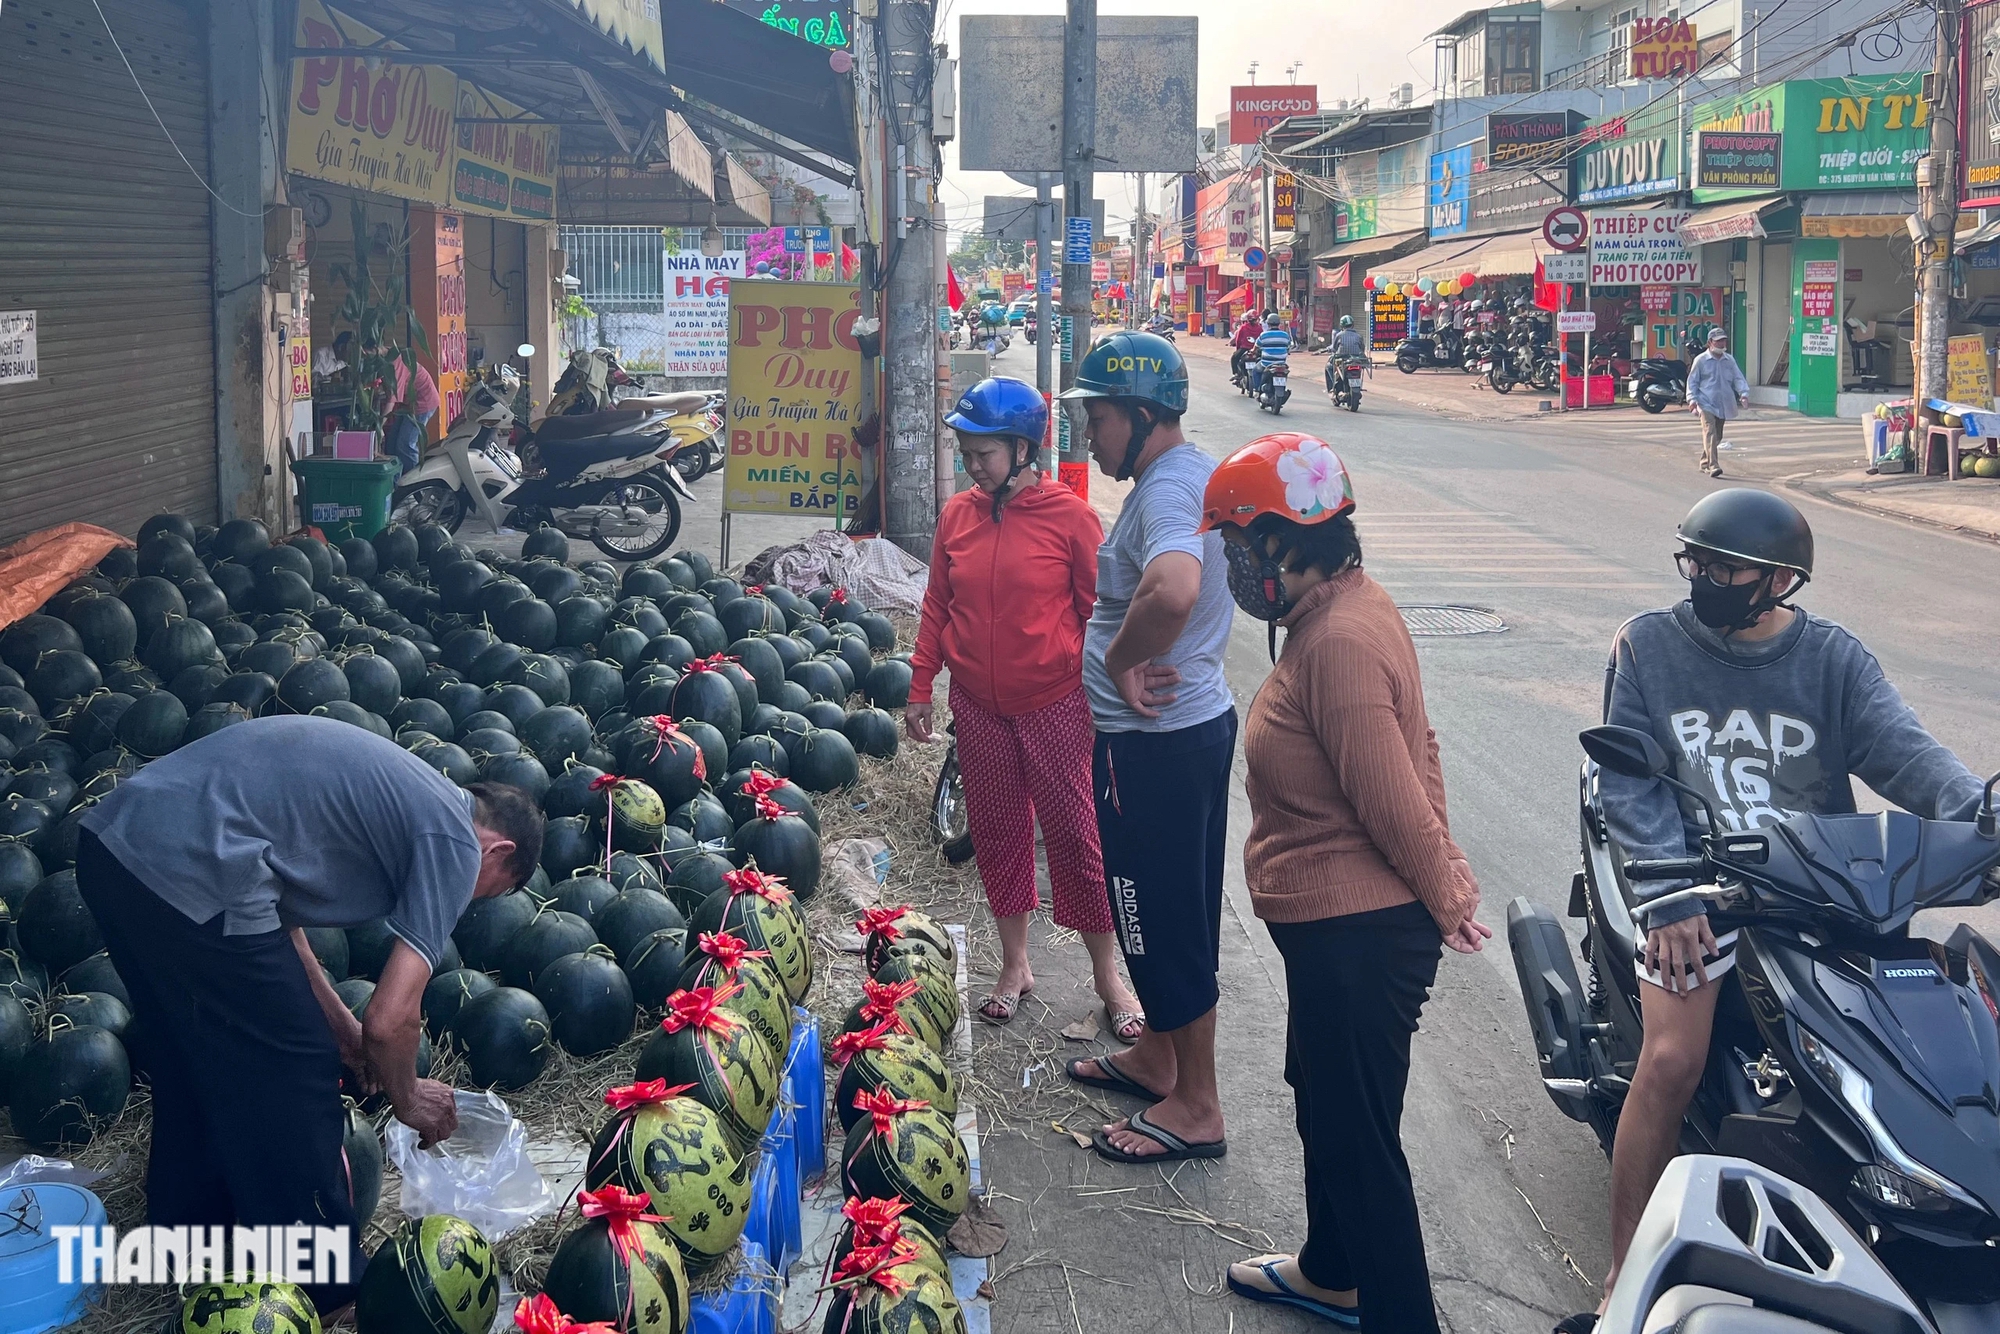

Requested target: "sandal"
[
  {"left": 1226, "top": 1254, "right": 1360, "bottom": 1328},
  {"left": 1090, "top": 1107, "right": 1226, "bottom": 1164},
  {"left": 1064, "top": 1051, "right": 1164, "bottom": 1102},
  {"left": 1103, "top": 1002, "right": 1145, "bottom": 1044},
  {"left": 977, "top": 984, "right": 1031, "bottom": 1025}
]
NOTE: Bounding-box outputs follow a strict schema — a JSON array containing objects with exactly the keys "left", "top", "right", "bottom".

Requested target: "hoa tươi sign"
[
  {"left": 1588, "top": 209, "right": 1701, "bottom": 286},
  {"left": 1628, "top": 18, "right": 1700, "bottom": 79}
]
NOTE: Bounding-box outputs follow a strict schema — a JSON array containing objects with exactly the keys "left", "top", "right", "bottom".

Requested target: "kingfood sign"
[{"left": 1229, "top": 85, "right": 1318, "bottom": 143}]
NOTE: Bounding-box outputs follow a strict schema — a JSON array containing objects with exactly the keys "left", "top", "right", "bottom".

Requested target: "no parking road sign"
[{"left": 1543, "top": 207, "right": 1587, "bottom": 252}]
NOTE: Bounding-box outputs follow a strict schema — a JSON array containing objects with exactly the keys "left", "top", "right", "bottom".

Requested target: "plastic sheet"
[
  {"left": 385, "top": 1091, "right": 554, "bottom": 1239},
  {"left": 0, "top": 1154, "right": 114, "bottom": 1192}
]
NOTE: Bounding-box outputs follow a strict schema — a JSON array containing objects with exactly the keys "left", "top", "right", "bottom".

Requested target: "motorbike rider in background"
[
  {"left": 1230, "top": 311, "right": 1262, "bottom": 384},
  {"left": 1251, "top": 311, "right": 1293, "bottom": 396},
  {"left": 1327, "top": 315, "right": 1368, "bottom": 399},
  {"left": 1554, "top": 488, "right": 1986, "bottom": 1334}
]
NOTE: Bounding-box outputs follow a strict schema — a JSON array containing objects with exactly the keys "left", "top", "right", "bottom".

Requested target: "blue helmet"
[{"left": 945, "top": 376, "right": 1048, "bottom": 445}]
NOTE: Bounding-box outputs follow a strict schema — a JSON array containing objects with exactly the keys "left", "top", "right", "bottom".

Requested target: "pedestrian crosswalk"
[{"left": 1359, "top": 509, "right": 1673, "bottom": 591}]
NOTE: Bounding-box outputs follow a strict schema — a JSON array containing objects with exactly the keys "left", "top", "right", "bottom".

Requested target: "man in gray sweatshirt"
[{"left": 1557, "top": 489, "right": 1986, "bottom": 1334}]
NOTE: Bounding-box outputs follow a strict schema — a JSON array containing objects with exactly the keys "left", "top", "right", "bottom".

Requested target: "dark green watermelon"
[
  {"left": 452, "top": 889, "right": 539, "bottom": 974},
  {"left": 7, "top": 1024, "right": 130, "bottom": 1150},
  {"left": 730, "top": 808, "right": 822, "bottom": 898},
  {"left": 842, "top": 707, "right": 900, "bottom": 760},
  {"left": 17, "top": 869, "right": 102, "bottom": 972},
  {"left": 451, "top": 986, "right": 552, "bottom": 1089},
  {"left": 500, "top": 910, "right": 598, "bottom": 991},
  {"left": 116, "top": 689, "right": 187, "bottom": 757},
  {"left": 422, "top": 967, "right": 497, "bottom": 1041},
  {"left": 790, "top": 727, "right": 860, "bottom": 792},
  {"left": 550, "top": 875, "right": 618, "bottom": 923},
  {"left": 622, "top": 928, "right": 691, "bottom": 1008},
  {"left": 534, "top": 947, "right": 635, "bottom": 1055}
]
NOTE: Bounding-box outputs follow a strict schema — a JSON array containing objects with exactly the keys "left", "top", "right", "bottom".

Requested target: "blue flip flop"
[
  {"left": 1065, "top": 1051, "right": 1164, "bottom": 1102},
  {"left": 1226, "top": 1256, "right": 1362, "bottom": 1328},
  {"left": 1090, "top": 1107, "right": 1226, "bottom": 1164}
]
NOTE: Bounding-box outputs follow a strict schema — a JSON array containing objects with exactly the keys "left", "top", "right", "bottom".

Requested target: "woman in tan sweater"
[{"left": 1198, "top": 434, "right": 1489, "bottom": 1333}]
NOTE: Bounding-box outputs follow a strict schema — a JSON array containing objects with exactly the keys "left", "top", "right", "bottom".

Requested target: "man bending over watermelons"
[{"left": 80, "top": 715, "right": 544, "bottom": 1317}]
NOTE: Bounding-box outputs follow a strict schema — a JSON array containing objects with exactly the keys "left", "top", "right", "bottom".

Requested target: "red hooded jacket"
[{"left": 909, "top": 477, "right": 1101, "bottom": 716}]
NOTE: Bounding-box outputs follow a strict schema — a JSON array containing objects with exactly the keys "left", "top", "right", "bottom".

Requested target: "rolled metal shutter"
[{"left": 0, "top": 0, "right": 216, "bottom": 546}]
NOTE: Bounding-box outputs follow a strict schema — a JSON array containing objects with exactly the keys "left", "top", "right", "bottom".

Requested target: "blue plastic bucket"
[
  {"left": 784, "top": 1009, "right": 826, "bottom": 1184},
  {"left": 687, "top": 1240, "right": 776, "bottom": 1334},
  {"left": 0, "top": 1181, "right": 108, "bottom": 1334}
]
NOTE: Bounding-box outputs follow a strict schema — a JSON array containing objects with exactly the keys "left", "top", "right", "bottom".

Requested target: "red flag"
[{"left": 946, "top": 264, "right": 966, "bottom": 312}]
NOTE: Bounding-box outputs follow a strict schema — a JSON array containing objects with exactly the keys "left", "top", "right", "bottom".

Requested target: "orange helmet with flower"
[{"left": 1199, "top": 433, "right": 1355, "bottom": 533}]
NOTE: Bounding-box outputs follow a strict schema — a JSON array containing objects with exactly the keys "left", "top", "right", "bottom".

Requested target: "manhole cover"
[{"left": 1398, "top": 604, "right": 1508, "bottom": 637}]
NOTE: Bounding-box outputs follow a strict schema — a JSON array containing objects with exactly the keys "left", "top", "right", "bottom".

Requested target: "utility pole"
[
  {"left": 883, "top": 0, "right": 938, "bottom": 555},
  {"left": 1134, "top": 172, "right": 1149, "bottom": 324},
  {"left": 1059, "top": 0, "right": 1096, "bottom": 492},
  {"left": 1035, "top": 174, "right": 1055, "bottom": 400},
  {"left": 1917, "top": 0, "right": 1961, "bottom": 406}
]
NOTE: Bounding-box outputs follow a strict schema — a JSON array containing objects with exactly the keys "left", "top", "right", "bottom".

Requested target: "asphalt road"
[{"left": 974, "top": 343, "right": 2000, "bottom": 1334}]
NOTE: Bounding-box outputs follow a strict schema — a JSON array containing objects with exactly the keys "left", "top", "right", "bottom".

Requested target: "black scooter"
[
  {"left": 1394, "top": 326, "right": 1459, "bottom": 374},
  {"left": 1632, "top": 334, "right": 1701, "bottom": 413},
  {"left": 1510, "top": 723, "right": 2000, "bottom": 1325}
]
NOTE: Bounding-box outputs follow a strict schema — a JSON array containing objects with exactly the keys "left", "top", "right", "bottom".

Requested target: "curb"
[{"left": 1778, "top": 472, "right": 2000, "bottom": 546}]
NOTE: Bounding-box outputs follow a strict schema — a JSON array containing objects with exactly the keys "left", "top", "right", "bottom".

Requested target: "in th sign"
[{"left": 1588, "top": 209, "right": 1701, "bottom": 286}]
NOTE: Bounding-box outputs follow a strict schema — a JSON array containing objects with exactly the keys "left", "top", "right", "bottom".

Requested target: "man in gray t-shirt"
[
  {"left": 1057, "top": 331, "right": 1238, "bottom": 1169},
  {"left": 79, "top": 716, "right": 542, "bottom": 1314}
]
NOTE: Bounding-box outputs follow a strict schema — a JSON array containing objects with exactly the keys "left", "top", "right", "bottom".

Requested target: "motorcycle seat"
[
  {"left": 1672, "top": 1306, "right": 1833, "bottom": 1334},
  {"left": 535, "top": 409, "right": 659, "bottom": 441},
  {"left": 613, "top": 392, "right": 709, "bottom": 415},
  {"left": 537, "top": 428, "right": 661, "bottom": 479}
]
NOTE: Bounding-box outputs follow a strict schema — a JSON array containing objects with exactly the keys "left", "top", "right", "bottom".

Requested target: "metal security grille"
[
  {"left": 0, "top": 0, "right": 216, "bottom": 544},
  {"left": 1398, "top": 604, "right": 1509, "bottom": 636},
  {"left": 558, "top": 225, "right": 766, "bottom": 376}
]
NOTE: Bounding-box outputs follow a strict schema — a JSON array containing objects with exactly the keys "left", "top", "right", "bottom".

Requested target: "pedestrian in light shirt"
[{"left": 1686, "top": 328, "right": 1749, "bottom": 479}]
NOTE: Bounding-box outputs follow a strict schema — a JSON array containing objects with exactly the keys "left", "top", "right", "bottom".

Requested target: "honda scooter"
[
  {"left": 1254, "top": 358, "right": 1291, "bottom": 414},
  {"left": 390, "top": 347, "right": 696, "bottom": 559},
  {"left": 1510, "top": 723, "right": 2000, "bottom": 1327},
  {"left": 1325, "top": 353, "right": 1365, "bottom": 412}
]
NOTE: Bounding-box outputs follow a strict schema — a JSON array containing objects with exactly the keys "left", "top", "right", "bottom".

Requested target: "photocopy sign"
[
  {"left": 662, "top": 251, "right": 744, "bottom": 376},
  {"left": 957, "top": 16, "right": 1198, "bottom": 173},
  {"left": 0, "top": 311, "right": 37, "bottom": 385},
  {"left": 1588, "top": 209, "right": 1700, "bottom": 286}
]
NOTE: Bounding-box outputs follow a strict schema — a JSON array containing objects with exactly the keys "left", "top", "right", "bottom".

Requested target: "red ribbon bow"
[
  {"left": 642, "top": 716, "right": 705, "bottom": 780},
  {"left": 577, "top": 1185, "right": 672, "bottom": 1274},
  {"left": 588, "top": 773, "right": 624, "bottom": 792},
  {"left": 856, "top": 905, "right": 911, "bottom": 940},
  {"left": 701, "top": 652, "right": 740, "bottom": 669},
  {"left": 752, "top": 793, "right": 789, "bottom": 822},
  {"left": 830, "top": 1017, "right": 896, "bottom": 1066},
  {"left": 828, "top": 587, "right": 849, "bottom": 606},
  {"left": 830, "top": 1236, "right": 917, "bottom": 1297},
  {"left": 681, "top": 657, "right": 718, "bottom": 675},
  {"left": 852, "top": 1084, "right": 931, "bottom": 1136},
  {"left": 841, "top": 1196, "right": 913, "bottom": 1245},
  {"left": 603, "top": 1078, "right": 696, "bottom": 1112},
  {"left": 694, "top": 931, "right": 770, "bottom": 970},
  {"left": 741, "top": 770, "right": 786, "bottom": 798},
  {"left": 660, "top": 982, "right": 742, "bottom": 1035},
  {"left": 857, "top": 977, "right": 921, "bottom": 1034},
  {"left": 722, "top": 866, "right": 791, "bottom": 902},
  {"left": 744, "top": 583, "right": 765, "bottom": 595},
  {"left": 513, "top": 1293, "right": 619, "bottom": 1334}
]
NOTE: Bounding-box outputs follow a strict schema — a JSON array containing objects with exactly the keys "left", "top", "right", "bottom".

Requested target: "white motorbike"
[{"left": 390, "top": 347, "right": 700, "bottom": 560}]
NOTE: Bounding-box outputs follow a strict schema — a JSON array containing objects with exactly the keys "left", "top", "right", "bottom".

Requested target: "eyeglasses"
[{"left": 1676, "top": 551, "right": 1763, "bottom": 586}]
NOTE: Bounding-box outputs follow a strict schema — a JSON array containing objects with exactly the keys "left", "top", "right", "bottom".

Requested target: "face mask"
[
  {"left": 1688, "top": 574, "right": 1768, "bottom": 631},
  {"left": 1225, "top": 540, "right": 1289, "bottom": 621}
]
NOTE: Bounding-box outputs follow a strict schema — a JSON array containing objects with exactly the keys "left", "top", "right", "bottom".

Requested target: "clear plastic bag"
[
  {"left": 0, "top": 1154, "right": 115, "bottom": 1191},
  {"left": 384, "top": 1091, "right": 554, "bottom": 1239}
]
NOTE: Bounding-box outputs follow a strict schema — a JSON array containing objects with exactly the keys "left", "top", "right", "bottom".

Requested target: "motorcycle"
[
  {"left": 1254, "top": 359, "right": 1291, "bottom": 414},
  {"left": 390, "top": 350, "right": 696, "bottom": 560},
  {"left": 661, "top": 391, "right": 726, "bottom": 484},
  {"left": 930, "top": 721, "right": 974, "bottom": 865},
  {"left": 1024, "top": 314, "right": 1038, "bottom": 346},
  {"left": 1632, "top": 335, "right": 1699, "bottom": 414},
  {"left": 1604, "top": 1154, "right": 1941, "bottom": 1334},
  {"left": 1144, "top": 313, "right": 1178, "bottom": 342},
  {"left": 1394, "top": 330, "right": 1455, "bottom": 374},
  {"left": 1326, "top": 355, "right": 1365, "bottom": 412},
  {"left": 544, "top": 347, "right": 628, "bottom": 416},
  {"left": 1509, "top": 721, "right": 2000, "bottom": 1323}
]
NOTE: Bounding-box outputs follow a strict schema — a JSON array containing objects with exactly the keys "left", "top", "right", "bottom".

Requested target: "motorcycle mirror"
[
  {"left": 516, "top": 343, "right": 536, "bottom": 359},
  {"left": 1981, "top": 770, "right": 2000, "bottom": 839},
  {"left": 1579, "top": 725, "right": 1670, "bottom": 779}
]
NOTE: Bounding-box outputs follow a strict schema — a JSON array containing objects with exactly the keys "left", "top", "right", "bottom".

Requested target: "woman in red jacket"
[{"left": 907, "top": 377, "right": 1143, "bottom": 1037}]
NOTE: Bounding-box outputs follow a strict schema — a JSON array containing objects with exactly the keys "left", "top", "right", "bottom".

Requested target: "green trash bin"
[{"left": 292, "top": 456, "right": 402, "bottom": 543}]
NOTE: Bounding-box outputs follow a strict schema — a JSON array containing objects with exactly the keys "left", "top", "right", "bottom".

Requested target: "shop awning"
[
  {"left": 1453, "top": 228, "right": 1546, "bottom": 277},
  {"left": 1372, "top": 237, "right": 1488, "bottom": 284},
  {"left": 1958, "top": 216, "right": 2000, "bottom": 254},
  {"left": 1215, "top": 282, "right": 1256, "bottom": 306},
  {"left": 1678, "top": 195, "right": 1785, "bottom": 246},
  {"left": 1314, "top": 229, "right": 1426, "bottom": 263},
  {"left": 1801, "top": 191, "right": 1918, "bottom": 237}
]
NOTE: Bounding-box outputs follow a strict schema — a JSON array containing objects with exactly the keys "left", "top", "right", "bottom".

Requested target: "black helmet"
[{"left": 1676, "top": 488, "right": 1814, "bottom": 577}]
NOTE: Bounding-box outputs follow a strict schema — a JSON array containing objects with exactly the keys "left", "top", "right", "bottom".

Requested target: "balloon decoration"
[
  {"left": 1362, "top": 276, "right": 1377, "bottom": 292},
  {"left": 1438, "top": 280, "right": 1458, "bottom": 297},
  {"left": 1459, "top": 271, "right": 1478, "bottom": 289},
  {"left": 1416, "top": 277, "right": 1435, "bottom": 295},
  {"left": 1382, "top": 282, "right": 1400, "bottom": 298}
]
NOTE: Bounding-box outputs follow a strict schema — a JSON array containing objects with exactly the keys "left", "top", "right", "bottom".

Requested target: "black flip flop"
[
  {"left": 1225, "top": 1256, "right": 1361, "bottom": 1328},
  {"left": 1091, "top": 1107, "right": 1226, "bottom": 1164},
  {"left": 1064, "top": 1051, "right": 1164, "bottom": 1102}
]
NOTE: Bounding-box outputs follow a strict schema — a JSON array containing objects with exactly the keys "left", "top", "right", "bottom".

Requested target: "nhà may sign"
[{"left": 1629, "top": 18, "right": 1701, "bottom": 79}]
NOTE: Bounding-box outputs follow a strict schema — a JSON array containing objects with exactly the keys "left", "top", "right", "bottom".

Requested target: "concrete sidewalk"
[{"left": 1176, "top": 330, "right": 2000, "bottom": 543}]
